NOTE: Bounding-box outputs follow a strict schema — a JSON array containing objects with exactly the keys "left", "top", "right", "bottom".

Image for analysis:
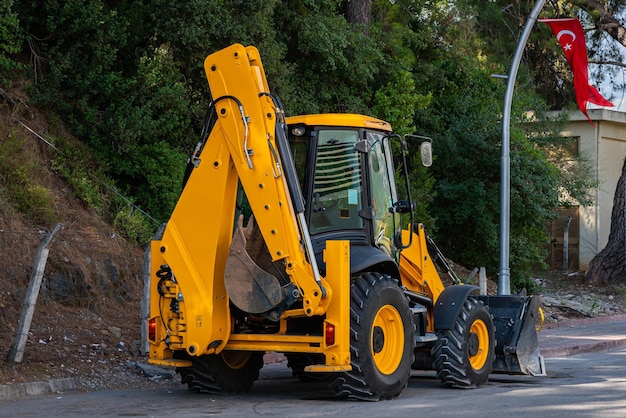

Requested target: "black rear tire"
[
  {"left": 431, "top": 297, "right": 494, "bottom": 388},
  {"left": 178, "top": 350, "right": 264, "bottom": 393},
  {"left": 331, "top": 272, "right": 414, "bottom": 401}
]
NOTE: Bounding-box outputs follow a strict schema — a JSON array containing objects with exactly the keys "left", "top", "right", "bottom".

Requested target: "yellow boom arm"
[{"left": 148, "top": 44, "right": 329, "bottom": 359}]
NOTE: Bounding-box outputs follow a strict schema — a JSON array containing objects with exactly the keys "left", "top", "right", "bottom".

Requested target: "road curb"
[
  {"left": 540, "top": 337, "right": 626, "bottom": 358},
  {"left": 539, "top": 314, "right": 626, "bottom": 358},
  {"left": 541, "top": 313, "right": 626, "bottom": 330},
  {"left": 0, "top": 378, "right": 75, "bottom": 401}
]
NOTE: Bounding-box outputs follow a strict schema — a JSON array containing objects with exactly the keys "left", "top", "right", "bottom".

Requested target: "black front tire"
[
  {"left": 178, "top": 350, "right": 264, "bottom": 393},
  {"left": 431, "top": 297, "right": 495, "bottom": 388},
  {"left": 331, "top": 272, "right": 414, "bottom": 401}
]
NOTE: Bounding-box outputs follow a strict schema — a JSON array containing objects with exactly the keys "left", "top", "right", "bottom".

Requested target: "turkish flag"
[{"left": 540, "top": 18, "right": 613, "bottom": 124}]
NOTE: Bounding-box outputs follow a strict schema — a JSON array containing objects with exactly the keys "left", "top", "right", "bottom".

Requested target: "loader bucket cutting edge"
[{"left": 476, "top": 294, "right": 547, "bottom": 377}]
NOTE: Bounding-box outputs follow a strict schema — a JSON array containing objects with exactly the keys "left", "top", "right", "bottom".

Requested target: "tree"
[
  {"left": 14, "top": 0, "right": 286, "bottom": 223},
  {"left": 0, "top": 0, "right": 24, "bottom": 81},
  {"left": 450, "top": 0, "right": 626, "bottom": 286},
  {"left": 345, "top": 0, "right": 372, "bottom": 33},
  {"left": 584, "top": 158, "right": 626, "bottom": 284},
  {"left": 412, "top": 54, "right": 567, "bottom": 289},
  {"left": 575, "top": 0, "right": 626, "bottom": 46},
  {"left": 10, "top": 0, "right": 614, "bottom": 272},
  {"left": 458, "top": 0, "right": 626, "bottom": 108}
]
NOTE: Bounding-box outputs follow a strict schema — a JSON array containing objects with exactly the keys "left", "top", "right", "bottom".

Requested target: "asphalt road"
[{"left": 1, "top": 348, "right": 626, "bottom": 418}]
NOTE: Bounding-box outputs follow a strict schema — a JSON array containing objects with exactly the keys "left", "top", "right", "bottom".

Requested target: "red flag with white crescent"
[{"left": 540, "top": 18, "right": 613, "bottom": 124}]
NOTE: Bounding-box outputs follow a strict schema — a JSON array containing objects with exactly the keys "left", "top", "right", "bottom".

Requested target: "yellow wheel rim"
[
  {"left": 469, "top": 319, "right": 489, "bottom": 370},
  {"left": 371, "top": 304, "right": 404, "bottom": 375},
  {"left": 221, "top": 351, "right": 252, "bottom": 370}
]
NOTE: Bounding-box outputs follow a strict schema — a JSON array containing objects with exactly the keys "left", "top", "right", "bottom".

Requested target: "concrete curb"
[
  {"left": 540, "top": 337, "right": 626, "bottom": 358},
  {"left": 541, "top": 313, "right": 626, "bottom": 330},
  {"left": 539, "top": 314, "right": 626, "bottom": 358},
  {"left": 0, "top": 378, "right": 75, "bottom": 401}
]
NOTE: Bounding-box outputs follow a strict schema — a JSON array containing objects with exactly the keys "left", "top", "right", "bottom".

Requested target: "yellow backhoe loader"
[{"left": 146, "top": 44, "right": 545, "bottom": 401}]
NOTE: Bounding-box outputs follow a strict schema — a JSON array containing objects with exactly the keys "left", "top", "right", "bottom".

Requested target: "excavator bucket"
[
  {"left": 477, "top": 294, "right": 546, "bottom": 376},
  {"left": 224, "top": 215, "right": 284, "bottom": 315}
]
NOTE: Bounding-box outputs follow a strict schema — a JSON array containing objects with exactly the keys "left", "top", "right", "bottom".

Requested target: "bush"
[
  {"left": 113, "top": 207, "right": 153, "bottom": 246},
  {"left": 0, "top": 0, "right": 24, "bottom": 81},
  {"left": 50, "top": 133, "right": 108, "bottom": 215},
  {"left": 0, "top": 133, "right": 55, "bottom": 224},
  {"left": 414, "top": 59, "right": 561, "bottom": 292}
]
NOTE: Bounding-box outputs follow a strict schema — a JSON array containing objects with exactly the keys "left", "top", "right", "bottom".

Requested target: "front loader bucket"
[{"left": 477, "top": 294, "right": 546, "bottom": 376}]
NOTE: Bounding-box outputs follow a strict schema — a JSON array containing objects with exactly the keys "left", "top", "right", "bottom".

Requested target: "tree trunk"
[
  {"left": 584, "top": 157, "right": 626, "bottom": 284},
  {"left": 345, "top": 0, "right": 372, "bottom": 35}
]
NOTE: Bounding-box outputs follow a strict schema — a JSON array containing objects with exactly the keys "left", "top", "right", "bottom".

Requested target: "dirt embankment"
[{"left": 0, "top": 85, "right": 149, "bottom": 388}]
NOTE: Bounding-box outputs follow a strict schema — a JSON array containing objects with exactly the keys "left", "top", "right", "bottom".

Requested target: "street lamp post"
[{"left": 498, "top": 0, "right": 546, "bottom": 295}]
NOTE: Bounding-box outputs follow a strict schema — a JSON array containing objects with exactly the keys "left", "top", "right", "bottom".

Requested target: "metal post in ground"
[{"left": 10, "top": 223, "right": 64, "bottom": 364}]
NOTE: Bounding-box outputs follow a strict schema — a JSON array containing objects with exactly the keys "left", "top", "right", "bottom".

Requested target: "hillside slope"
[{"left": 0, "top": 85, "right": 154, "bottom": 389}]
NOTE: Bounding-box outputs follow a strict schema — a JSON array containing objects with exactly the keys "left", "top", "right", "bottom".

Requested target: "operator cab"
[{"left": 287, "top": 114, "right": 402, "bottom": 276}]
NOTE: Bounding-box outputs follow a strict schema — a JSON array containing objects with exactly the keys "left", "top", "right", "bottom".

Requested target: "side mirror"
[
  {"left": 403, "top": 134, "right": 433, "bottom": 167},
  {"left": 420, "top": 140, "right": 432, "bottom": 167}
]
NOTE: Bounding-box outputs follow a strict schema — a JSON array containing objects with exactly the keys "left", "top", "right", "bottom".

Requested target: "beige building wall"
[{"left": 559, "top": 109, "right": 626, "bottom": 269}]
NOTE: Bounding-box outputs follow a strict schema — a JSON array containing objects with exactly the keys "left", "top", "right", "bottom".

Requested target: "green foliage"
[
  {"left": 9, "top": 0, "right": 600, "bottom": 287},
  {"left": 45, "top": 114, "right": 159, "bottom": 244},
  {"left": 0, "top": 0, "right": 24, "bottom": 81},
  {"left": 413, "top": 56, "right": 563, "bottom": 291},
  {"left": 50, "top": 134, "right": 107, "bottom": 214},
  {"left": 107, "top": 140, "right": 187, "bottom": 223},
  {"left": 0, "top": 133, "right": 54, "bottom": 224},
  {"left": 372, "top": 70, "right": 431, "bottom": 135},
  {"left": 14, "top": 0, "right": 194, "bottom": 222},
  {"left": 113, "top": 207, "right": 153, "bottom": 246},
  {"left": 274, "top": 1, "right": 383, "bottom": 114}
]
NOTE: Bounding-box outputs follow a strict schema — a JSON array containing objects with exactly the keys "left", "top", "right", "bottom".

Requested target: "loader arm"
[{"left": 148, "top": 44, "right": 329, "bottom": 359}]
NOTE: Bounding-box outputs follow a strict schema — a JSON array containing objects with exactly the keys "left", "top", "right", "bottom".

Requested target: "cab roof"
[{"left": 285, "top": 113, "right": 392, "bottom": 132}]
